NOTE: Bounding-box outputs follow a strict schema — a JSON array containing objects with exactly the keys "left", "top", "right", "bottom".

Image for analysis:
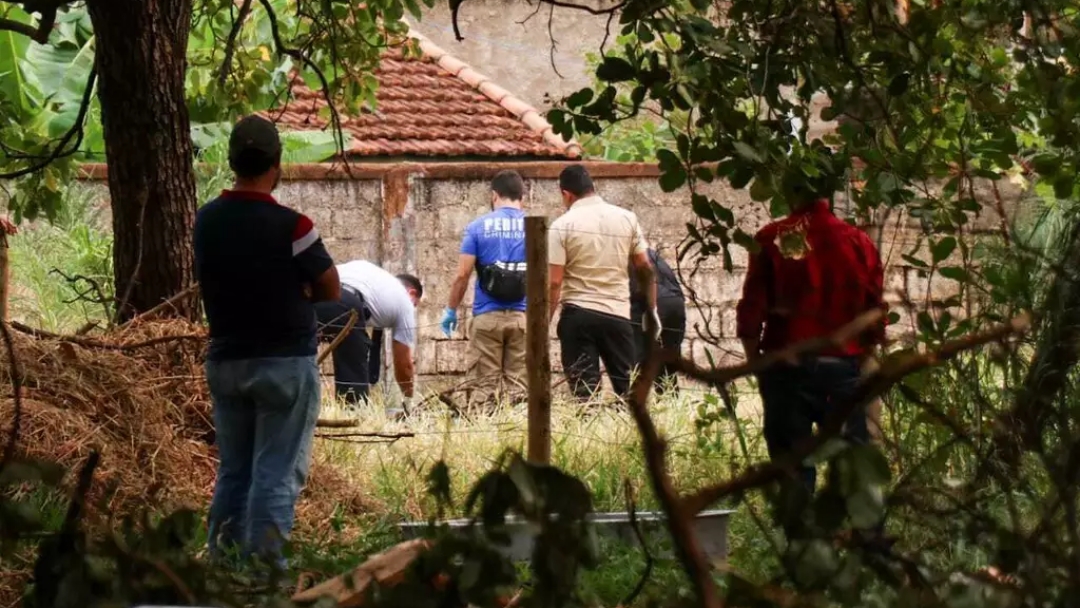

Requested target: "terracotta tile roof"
[{"left": 267, "top": 30, "right": 581, "bottom": 159}]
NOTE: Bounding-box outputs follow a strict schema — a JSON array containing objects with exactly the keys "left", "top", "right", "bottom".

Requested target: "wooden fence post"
[{"left": 525, "top": 216, "right": 551, "bottom": 464}]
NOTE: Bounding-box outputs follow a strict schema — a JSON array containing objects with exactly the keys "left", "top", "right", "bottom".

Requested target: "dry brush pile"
[{"left": 0, "top": 318, "right": 371, "bottom": 532}]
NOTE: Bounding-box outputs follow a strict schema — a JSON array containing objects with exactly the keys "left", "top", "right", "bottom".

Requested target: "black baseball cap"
[{"left": 229, "top": 115, "right": 282, "bottom": 178}]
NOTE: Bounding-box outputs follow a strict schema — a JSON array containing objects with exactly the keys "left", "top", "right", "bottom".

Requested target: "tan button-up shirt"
[{"left": 549, "top": 195, "right": 649, "bottom": 320}]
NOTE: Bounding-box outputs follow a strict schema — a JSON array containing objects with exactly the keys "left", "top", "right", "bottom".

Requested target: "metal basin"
[{"left": 398, "top": 509, "right": 734, "bottom": 563}]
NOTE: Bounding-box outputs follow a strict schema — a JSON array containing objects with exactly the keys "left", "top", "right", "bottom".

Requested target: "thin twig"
[
  {"left": 0, "top": 322, "right": 21, "bottom": 469},
  {"left": 258, "top": 0, "right": 349, "bottom": 163},
  {"left": 9, "top": 321, "right": 203, "bottom": 350},
  {"left": 621, "top": 479, "right": 654, "bottom": 607},
  {"left": 0, "top": 67, "right": 97, "bottom": 180},
  {"left": 317, "top": 309, "right": 359, "bottom": 365},
  {"left": 219, "top": 0, "right": 254, "bottom": 86},
  {"left": 120, "top": 284, "right": 200, "bottom": 327},
  {"left": 547, "top": 3, "right": 565, "bottom": 79},
  {"left": 315, "top": 431, "right": 415, "bottom": 439},
  {"left": 681, "top": 314, "right": 1031, "bottom": 515},
  {"left": 626, "top": 339, "right": 722, "bottom": 608},
  {"left": 114, "top": 193, "right": 149, "bottom": 324}
]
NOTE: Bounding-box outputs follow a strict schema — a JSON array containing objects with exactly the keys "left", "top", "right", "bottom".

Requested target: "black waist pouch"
[{"left": 478, "top": 261, "right": 527, "bottom": 303}]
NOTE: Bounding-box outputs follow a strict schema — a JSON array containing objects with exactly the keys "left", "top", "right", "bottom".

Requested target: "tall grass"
[
  {"left": 9, "top": 183, "right": 113, "bottom": 332},
  {"left": 7, "top": 163, "right": 233, "bottom": 333},
  {"left": 309, "top": 389, "right": 782, "bottom": 583}
]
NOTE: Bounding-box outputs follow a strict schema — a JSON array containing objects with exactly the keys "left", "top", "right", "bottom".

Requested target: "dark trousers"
[
  {"left": 557, "top": 304, "right": 636, "bottom": 401},
  {"left": 314, "top": 290, "right": 382, "bottom": 405},
  {"left": 631, "top": 300, "right": 686, "bottom": 394},
  {"left": 757, "top": 357, "right": 869, "bottom": 493}
]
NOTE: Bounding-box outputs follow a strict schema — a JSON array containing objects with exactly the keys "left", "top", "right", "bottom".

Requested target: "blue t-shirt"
[{"left": 462, "top": 207, "right": 527, "bottom": 315}]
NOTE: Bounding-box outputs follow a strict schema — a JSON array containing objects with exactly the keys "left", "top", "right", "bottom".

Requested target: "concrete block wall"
[{"left": 75, "top": 161, "right": 1027, "bottom": 391}]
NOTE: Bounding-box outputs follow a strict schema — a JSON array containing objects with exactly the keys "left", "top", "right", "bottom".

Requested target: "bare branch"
[
  {"left": 670, "top": 309, "right": 886, "bottom": 386},
  {"left": 9, "top": 321, "right": 203, "bottom": 350},
  {"left": 0, "top": 321, "right": 22, "bottom": 469},
  {"left": 317, "top": 308, "right": 359, "bottom": 366},
  {"left": 218, "top": 0, "right": 254, "bottom": 86},
  {"left": 120, "top": 284, "right": 200, "bottom": 327},
  {"left": 681, "top": 314, "right": 1032, "bottom": 516},
  {"left": 257, "top": 0, "right": 349, "bottom": 162},
  {"left": 0, "top": 16, "right": 47, "bottom": 43},
  {"left": 0, "top": 0, "right": 61, "bottom": 44},
  {"left": 537, "top": 0, "right": 626, "bottom": 15},
  {"left": 0, "top": 67, "right": 97, "bottom": 180},
  {"left": 626, "top": 341, "right": 722, "bottom": 608}
]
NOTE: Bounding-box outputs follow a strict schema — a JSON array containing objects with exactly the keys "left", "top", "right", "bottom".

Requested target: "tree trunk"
[{"left": 86, "top": 0, "right": 198, "bottom": 322}]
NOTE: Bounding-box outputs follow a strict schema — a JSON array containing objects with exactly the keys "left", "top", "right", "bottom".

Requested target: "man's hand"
[
  {"left": 0, "top": 217, "right": 17, "bottom": 236},
  {"left": 440, "top": 308, "right": 458, "bottom": 337},
  {"left": 644, "top": 308, "right": 662, "bottom": 343}
]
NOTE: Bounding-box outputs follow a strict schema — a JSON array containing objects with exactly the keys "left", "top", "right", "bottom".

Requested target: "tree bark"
[{"left": 86, "top": 0, "right": 198, "bottom": 321}]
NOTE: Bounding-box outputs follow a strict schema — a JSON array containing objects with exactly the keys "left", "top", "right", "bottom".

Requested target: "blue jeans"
[
  {"left": 757, "top": 357, "right": 869, "bottom": 493},
  {"left": 205, "top": 355, "right": 320, "bottom": 568}
]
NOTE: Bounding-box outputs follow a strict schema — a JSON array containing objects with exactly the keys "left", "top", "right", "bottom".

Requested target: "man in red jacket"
[{"left": 736, "top": 163, "right": 886, "bottom": 501}]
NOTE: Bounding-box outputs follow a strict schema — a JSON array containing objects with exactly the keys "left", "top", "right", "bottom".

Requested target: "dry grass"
[
  {"left": 311, "top": 385, "right": 766, "bottom": 520},
  {"left": 0, "top": 320, "right": 769, "bottom": 603},
  {"left": 0, "top": 320, "right": 374, "bottom": 529}
]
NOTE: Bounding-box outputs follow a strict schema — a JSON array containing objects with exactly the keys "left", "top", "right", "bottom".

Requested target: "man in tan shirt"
[{"left": 548, "top": 165, "right": 659, "bottom": 401}]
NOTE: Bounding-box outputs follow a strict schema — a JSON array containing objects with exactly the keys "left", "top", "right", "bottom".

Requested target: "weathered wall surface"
[
  {"left": 77, "top": 162, "right": 1025, "bottom": 392},
  {"left": 411, "top": 0, "right": 617, "bottom": 109}
]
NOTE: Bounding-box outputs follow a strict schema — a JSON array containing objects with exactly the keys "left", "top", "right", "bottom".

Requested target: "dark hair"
[
  {"left": 559, "top": 165, "right": 595, "bottom": 197},
  {"left": 396, "top": 273, "right": 423, "bottom": 299},
  {"left": 491, "top": 170, "right": 525, "bottom": 201},
  {"left": 782, "top": 146, "right": 844, "bottom": 206},
  {"left": 230, "top": 149, "right": 281, "bottom": 179}
]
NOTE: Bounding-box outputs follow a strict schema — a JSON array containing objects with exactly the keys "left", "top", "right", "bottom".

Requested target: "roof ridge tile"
[{"left": 406, "top": 24, "right": 581, "bottom": 159}]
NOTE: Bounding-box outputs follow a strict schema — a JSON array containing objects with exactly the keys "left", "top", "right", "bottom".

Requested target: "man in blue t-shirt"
[
  {"left": 442, "top": 170, "right": 528, "bottom": 407},
  {"left": 194, "top": 115, "right": 340, "bottom": 568}
]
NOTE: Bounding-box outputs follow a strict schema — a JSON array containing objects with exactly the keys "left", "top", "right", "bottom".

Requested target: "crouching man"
[{"left": 315, "top": 259, "right": 422, "bottom": 418}]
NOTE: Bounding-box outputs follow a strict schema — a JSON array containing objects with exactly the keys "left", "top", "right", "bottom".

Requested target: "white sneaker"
[{"left": 384, "top": 407, "right": 406, "bottom": 421}]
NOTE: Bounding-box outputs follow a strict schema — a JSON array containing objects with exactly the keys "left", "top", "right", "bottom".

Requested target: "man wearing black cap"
[{"left": 194, "top": 115, "right": 341, "bottom": 569}]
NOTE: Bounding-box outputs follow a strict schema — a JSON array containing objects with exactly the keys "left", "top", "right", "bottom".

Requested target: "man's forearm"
[
  {"left": 447, "top": 275, "right": 470, "bottom": 310},
  {"left": 548, "top": 284, "right": 562, "bottom": 321},
  {"left": 395, "top": 363, "right": 415, "bottom": 398},
  {"left": 635, "top": 264, "right": 657, "bottom": 310}
]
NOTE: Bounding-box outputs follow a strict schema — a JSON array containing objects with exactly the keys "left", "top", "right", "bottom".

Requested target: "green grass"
[
  {"left": 304, "top": 389, "right": 783, "bottom": 596},
  {"left": 9, "top": 184, "right": 113, "bottom": 332}
]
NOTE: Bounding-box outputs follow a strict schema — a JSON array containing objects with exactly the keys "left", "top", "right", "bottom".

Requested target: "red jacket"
[{"left": 735, "top": 200, "right": 886, "bottom": 358}]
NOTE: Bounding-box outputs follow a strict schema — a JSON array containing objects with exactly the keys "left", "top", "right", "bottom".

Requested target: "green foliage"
[
  {"left": 0, "top": 0, "right": 425, "bottom": 225},
  {"left": 552, "top": 0, "right": 1079, "bottom": 277},
  {"left": 556, "top": 34, "right": 681, "bottom": 162},
  {"left": 9, "top": 182, "right": 113, "bottom": 331}
]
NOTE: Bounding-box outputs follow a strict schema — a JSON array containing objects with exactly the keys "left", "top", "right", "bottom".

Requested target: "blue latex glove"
[{"left": 440, "top": 307, "right": 458, "bottom": 337}]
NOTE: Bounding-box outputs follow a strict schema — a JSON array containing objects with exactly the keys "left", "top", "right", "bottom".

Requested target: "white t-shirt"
[{"left": 336, "top": 260, "right": 417, "bottom": 348}]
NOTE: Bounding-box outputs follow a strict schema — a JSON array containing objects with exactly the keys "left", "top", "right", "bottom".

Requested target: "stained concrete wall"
[
  {"left": 253, "top": 163, "right": 1025, "bottom": 387},
  {"left": 74, "top": 162, "right": 1026, "bottom": 392}
]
